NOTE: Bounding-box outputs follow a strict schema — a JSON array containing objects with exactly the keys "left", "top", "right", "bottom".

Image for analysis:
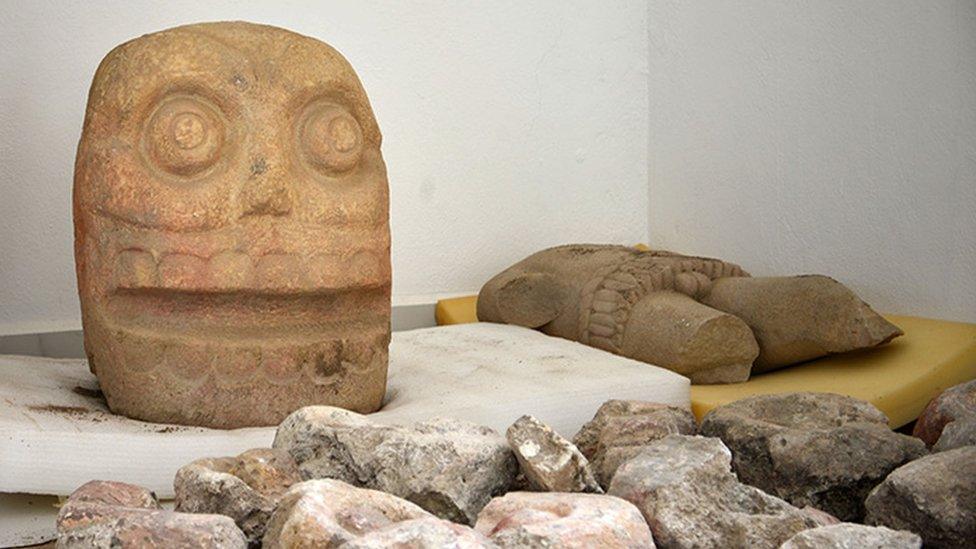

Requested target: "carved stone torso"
[
  {"left": 479, "top": 244, "right": 901, "bottom": 384},
  {"left": 576, "top": 249, "right": 748, "bottom": 353}
]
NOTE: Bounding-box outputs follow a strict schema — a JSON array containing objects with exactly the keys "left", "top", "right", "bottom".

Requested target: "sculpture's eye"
[
  {"left": 299, "top": 103, "right": 363, "bottom": 174},
  {"left": 145, "top": 96, "right": 225, "bottom": 177}
]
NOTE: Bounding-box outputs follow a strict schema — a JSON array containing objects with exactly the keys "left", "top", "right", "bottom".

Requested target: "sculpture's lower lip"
[{"left": 98, "top": 285, "right": 390, "bottom": 341}]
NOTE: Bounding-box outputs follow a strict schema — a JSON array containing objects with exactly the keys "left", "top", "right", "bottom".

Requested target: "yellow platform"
[
  {"left": 435, "top": 296, "right": 976, "bottom": 428},
  {"left": 436, "top": 295, "right": 480, "bottom": 326}
]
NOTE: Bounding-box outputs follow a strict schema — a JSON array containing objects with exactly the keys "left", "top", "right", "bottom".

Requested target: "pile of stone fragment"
[{"left": 55, "top": 380, "right": 975, "bottom": 549}]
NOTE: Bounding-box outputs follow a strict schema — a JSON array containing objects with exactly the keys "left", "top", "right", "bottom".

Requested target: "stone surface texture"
[
  {"left": 699, "top": 392, "right": 926, "bottom": 521},
  {"left": 933, "top": 416, "right": 976, "bottom": 452},
  {"left": 913, "top": 379, "right": 976, "bottom": 446},
  {"left": 607, "top": 435, "right": 827, "bottom": 549},
  {"left": 700, "top": 275, "right": 902, "bottom": 372},
  {"left": 174, "top": 448, "right": 302, "bottom": 545},
  {"left": 57, "top": 480, "right": 245, "bottom": 548},
  {"left": 475, "top": 491, "right": 654, "bottom": 548},
  {"left": 506, "top": 415, "right": 601, "bottom": 493},
  {"left": 865, "top": 445, "right": 976, "bottom": 548},
  {"left": 74, "top": 22, "right": 392, "bottom": 428},
  {"left": 340, "top": 518, "right": 493, "bottom": 548},
  {"left": 478, "top": 245, "right": 900, "bottom": 381},
  {"left": 273, "top": 406, "right": 517, "bottom": 524},
  {"left": 262, "top": 479, "right": 490, "bottom": 548},
  {"left": 781, "top": 523, "right": 921, "bottom": 549},
  {"left": 573, "top": 400, "right": 697, "bottom": 488}
]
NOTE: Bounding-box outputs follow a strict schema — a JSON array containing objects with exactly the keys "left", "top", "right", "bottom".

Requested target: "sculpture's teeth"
[
  {"left": 164, "top": 342, "right": 212, "bottom": 382},
  {"left": 255, "top": 253, "right": 305, "bottom": 291},
  {"left": 208, "top": 250, "right": 254, "bottom": 289},
  {"left": 115, "top": 249, "right": 158, "bottom": 289},
  {"left": 306, "top": 250, "right": 386, "bottom": 288},
  {"left": 210, "top": 346, "right": 261, "bottom": 388},
  {"left": 158, "top": 253, "right": 208, "bottom": 290},
  {"left": 347, "top": 250, "right": 386, "bottom": 287},
  {"left": 594, "top": 289, "right": 620, "bottom": 302},
  {"left": 114, "top": 248, "right": 384, "bottom": 292},
  {"left": 306, "top": 253, "right": 342, "bottom": 287},
  {"left": 259, "top": 347, "right": 306, "bottom": 386}
]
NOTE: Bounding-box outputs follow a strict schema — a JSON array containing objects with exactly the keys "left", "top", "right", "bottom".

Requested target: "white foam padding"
[{"left": 1, "top": 323, "right": 688, "bottom": 497}]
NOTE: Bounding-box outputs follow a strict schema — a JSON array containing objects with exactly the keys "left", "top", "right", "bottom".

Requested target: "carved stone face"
[{"left": 74, "top": 22, "right": 391, "bottom": 428}]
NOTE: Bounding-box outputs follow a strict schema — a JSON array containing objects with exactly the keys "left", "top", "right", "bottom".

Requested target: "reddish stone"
[
  {"left": 57, "top": 480, "right": 245, "bottom": 548},
  {"left": 913, "top": 379, "right": 976, "bottom": 446},
  {"left": 476, "top": 491, "right": 654, "bottom": 548}
]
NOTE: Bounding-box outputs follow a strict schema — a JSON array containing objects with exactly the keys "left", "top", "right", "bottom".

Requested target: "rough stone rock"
[
  {"left": 799, "top": 506, "right": 841, "bottom": 527},
  {"left": 475, "top": 491, "right": 653, "bottom": 548},
  {"left": 262, "top": 479, "right": 488, "bottom": 548},
  {"left": 573, "top": 400, "right": 697, "bottom": 488},
  {"left": 781, "top": 523, "right": 921, "bottom": 549},
  {"left": 699, "top": 392, "right": 926, "bottom": 521},
  {"left": 913, "top": 379, "right": 976, "bottom": 446},
  {"left": 608, "top": 435, "right": 826, "bottom": 549},
  {"left": 57, "top": 480, "right": 245, "bottom": 548},
  {"left": 506, "top": 415, "right": 601, "bottom": 493},
  {"left": 701, "top": 275, "right": 902, "bottom": 372},
  {"left": 933, "top": 416, "right": 976, "bottom": 452},
  {"left": 865, "top": 445, "right": 976, "bottom": 548},
  {"left": 341, "top": 518, "right": 493, "bottom": 548},
  {"left": 174, "top": 448, "right": 302, "bottom": 545},
  {"left": 273, "top": 406, "right": 517, "bottom": 524}
]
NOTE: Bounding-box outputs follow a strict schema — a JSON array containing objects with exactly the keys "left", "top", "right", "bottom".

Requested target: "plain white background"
[{"left": 1, "top": 1, "right": 974, "bottom": 333}]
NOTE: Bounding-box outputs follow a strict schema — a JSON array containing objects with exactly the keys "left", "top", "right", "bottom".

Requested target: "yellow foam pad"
[
  {"left": 692, "top": 315, "right": 976, "bottom": 427},
  {"left": 435, "top": 295, "right": 480, "bottom": 326},
  {"left": 435, "top": 295, "right": 976, "bottom": 428}
]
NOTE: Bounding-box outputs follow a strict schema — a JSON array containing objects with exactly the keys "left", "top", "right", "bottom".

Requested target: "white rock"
[
  {"left": 573, "top": 400, "right": 697, "bottom": 488},
  {"left": 274, "top": 407, "right": 517, "bottom": 524},
  {"left": 781, "top": 523, "right": 921, "bottom": 549},
  {"left": 475, "top": 491, "right": 654, "bottom": 548},
  {"left": 174, "top": 448, "right": 302, "bottom": 545},
  {"left": 864, "top": 445, "right": 976, "bottom": 548},
  {"left": 608, "top": 435, "right": 827, "bottom": 549},
  {"left": 340, "top": 518, "right": 493, "bottom": 548},
  {"left": 506, "top": 415, "right": 601, "bottom": 493},
  {"left": 57, "top": 480, "right": 246, "bottom": 548},
  {"left": 262, "top": 479, "right": 489, "bottom": 548}
]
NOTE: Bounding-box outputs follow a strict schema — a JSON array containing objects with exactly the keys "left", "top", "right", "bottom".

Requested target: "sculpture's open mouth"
[
  {"left": 92, "top": 216, "right": 390, "bottom": 295},
  {"left": 85, "top": 218, "right": 391, "bottom": 340}
]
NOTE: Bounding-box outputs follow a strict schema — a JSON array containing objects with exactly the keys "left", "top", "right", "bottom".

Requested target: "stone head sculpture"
[
  {"left": 74, "top": 22, "right": 390, "bottom": 428},
  {"left": 478, "top": 245, "right": 901, "bottom": 383}
]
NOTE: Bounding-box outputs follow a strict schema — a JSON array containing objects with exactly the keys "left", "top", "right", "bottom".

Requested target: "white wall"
[
  {"left": 649, "top": 0, "right": 976, "bottom": 322},
  {"left": 6, "top": 1, "right": 973, "bottom": 334},
  {"left": 0, "top": 1, "right": 649, "bottom": 334}
]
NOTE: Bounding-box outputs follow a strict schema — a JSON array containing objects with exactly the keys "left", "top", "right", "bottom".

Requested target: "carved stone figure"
[
  {"left": 74, "top": 22, "right": 391, "bottom": 428},
  {"left": 478, "top": 245, "right": 901, "bottom": 383}
]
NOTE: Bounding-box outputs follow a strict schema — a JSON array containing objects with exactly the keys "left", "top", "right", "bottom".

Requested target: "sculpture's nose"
[{"left": 240, "top": 156, "right": 293, "bottom": 217}]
